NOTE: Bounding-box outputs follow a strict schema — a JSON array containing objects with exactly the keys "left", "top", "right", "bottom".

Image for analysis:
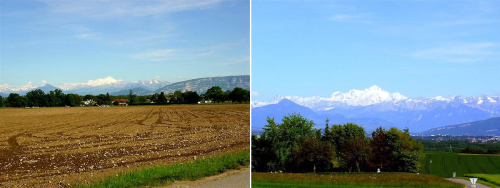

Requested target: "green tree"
[
  {"left": 173, "top": 90, "right": 184, "bottom": 103},
  {"left": 328, "top": 123, "right": 369, "bottom": 172},
  {"left": 105, "top": 92, "right": 111, "bottom": 103},
  {"left": 128, "top": 90, "right": 136, "bottom": 104},
  {"left": 6, "top": 93, "right": 26, "bottom": 107},
  {"left": 205, "top": 86, "right": 223, "bottom": 103},
  {"left": 73, "top": 94, "right": 82, "bottom": 106},
  {"left": 138, "top": 96, "right": 147, "bottom": 103},
  {"left": 54, "top": 89, "right": 65, "bottom": 106},
  {"left": 158, "top": 92, "right": 167, "bottom": 104},
  {"left": 151, "top": 93, "right": 158, "bottom": 103},
  {"left": 293, "top": 138, "right": 335, "bottom": 173},
  {"left": 385, "top": 127, "right": 423, "bottom": 172},
  {"left": 229, "top": 87, "right": 250, "bottom": 103},
  {"left": 66, "top": 94, "right": 76, "bottom": 107},
  {"left": 26, "top": 89, "right": 47, "bottom": 107},
  {"left": 183, "top": 91, "right": 199, "bottom": 104},
  {"left": 370, "top": 127, "right": 393, "bottom": 171},
  {"left": 0, "top": 96, "right": 3, "bottom": 107},
  {"left": 83, "top": 94, "right": 94, "bottom": 101},
  {"left": 256, "top": 113, "right": 316, "bottom": 172}
]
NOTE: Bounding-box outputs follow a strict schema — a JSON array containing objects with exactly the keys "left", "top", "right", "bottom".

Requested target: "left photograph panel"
[{"left": 0, "top": 0, "right": 250, "bottom": 187}]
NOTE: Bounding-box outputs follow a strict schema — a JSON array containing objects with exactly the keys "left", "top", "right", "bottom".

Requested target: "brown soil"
[{"left": 0, "top": 104, "right": 250, "bottom": 187}]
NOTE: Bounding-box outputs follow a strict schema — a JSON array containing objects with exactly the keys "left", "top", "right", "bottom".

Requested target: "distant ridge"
[
  {"left": 422, "top": 117, "right": 500, "bottom": 136},
  {"left": 111, "top": 87, "right": 152, "bottom": 96},
  {"left": 1, "top": 75, "right": 250, "bottom": 96},
  {"left": 155, "top": 75, "right": 249, "bottom": 94}
]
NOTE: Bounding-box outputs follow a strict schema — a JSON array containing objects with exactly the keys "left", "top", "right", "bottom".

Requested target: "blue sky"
[
  {"left": 1, "top": 0, "right": 249, "bottom": 86},
  {"left": 252, "top": 0, "right": 500, "bottom": 100}
]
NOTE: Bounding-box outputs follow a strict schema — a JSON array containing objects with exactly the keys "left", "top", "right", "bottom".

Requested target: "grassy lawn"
[
  {"left": 420, "top": 151, "right": 500, "bottom": 177},
  {"left": 75, "top": 151, "right": 249, "bottom": 188},
  {"left": 252, "top": 173, "right": 462, "bottom": 188},
  {"left": 464, "top": 174, "right": 500, "bottom": 187}
]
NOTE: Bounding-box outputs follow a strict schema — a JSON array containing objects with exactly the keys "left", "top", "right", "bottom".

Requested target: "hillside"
[
  {"left": 251, "top": 99, "right": 394, "bottom": 133},
  {"left": 155, "top": 75, "right": 249, "bottom": 94},
  {"left": 110, "top": 87, "right": 152, "bottom": 96},
  {"left": 422, "top": 117, "right": 500, "bottom": 136}
]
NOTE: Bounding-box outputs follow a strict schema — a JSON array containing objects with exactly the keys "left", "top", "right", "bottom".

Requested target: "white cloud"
[
  {"left": 412, "top": 42, "right": 498, "bottom": 63},
  {"left": 40, "top": 0, "right": 225, "bottom": 19},
  {"left": 76, "top": 32, "right": 100, "bottom": 39},
  {"left": 327, "top": 13, "right": 370, "bottom": 24},
  {"left": 252, "top": 91, "right": 259, "bottom": 96},
  {"left": 133, "top": 49, "right": 175, "bottom": 61}
]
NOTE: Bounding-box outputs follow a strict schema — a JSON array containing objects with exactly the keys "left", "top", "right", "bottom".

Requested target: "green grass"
[
  {"left": 464, "top": 174, "right": 500, "bottom": 187},
  {"left": 252, "top": 173, "right": 462, "bottom": 188},
  {"left": 75, "top": 151, "right": 249, "bottom": 188},
  {"left": 420, "top": 151, "right": 500, "bottom": 177}
]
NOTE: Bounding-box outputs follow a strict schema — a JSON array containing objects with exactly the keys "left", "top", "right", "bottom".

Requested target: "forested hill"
[
  {"left": 155, "top": 75, "right": 250, "bottom": 94},
  {"left": 422, "top": 117, "right": 500, "bottom": 136}
]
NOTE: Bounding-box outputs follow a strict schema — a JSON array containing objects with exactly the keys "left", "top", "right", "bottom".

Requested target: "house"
[
  {"left": 114, "top": 99, "right": 129, "bottom": 106},
  {"left": 83, "top": 99, "right": 96, "bottom": 106}
]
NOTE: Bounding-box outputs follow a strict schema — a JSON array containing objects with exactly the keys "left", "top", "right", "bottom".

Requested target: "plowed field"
[{"left": 0, "top": 105, "right": 249, "bottom": 187}]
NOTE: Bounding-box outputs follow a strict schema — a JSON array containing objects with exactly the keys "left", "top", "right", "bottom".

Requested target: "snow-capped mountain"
[
  {"left": 252, "top": 85, "right": 500, "bottom": 113},
  {"left": 251, "top": 86, "right": 500, "bottom": 133},
  {"left": 0, "top": 76, "right": 171, "bottom": 95}
]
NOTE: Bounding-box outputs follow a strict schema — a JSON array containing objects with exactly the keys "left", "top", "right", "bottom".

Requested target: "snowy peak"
[
  {"left": 330, "top": 85, "right": 408, "bottom": 106},
  {"left": 0, "top": 82, "right": 37, "bottom": 92},
  {"left": 252, "top": 86, "right": 500, "bottom": 112},
  {"left": 86, "top": 76, "right": 122, "bottom": 86}
]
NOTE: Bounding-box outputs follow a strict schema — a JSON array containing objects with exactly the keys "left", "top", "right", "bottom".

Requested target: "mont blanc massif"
[{"left": 251, "top": 86, "right": 500, "bottom": 136}]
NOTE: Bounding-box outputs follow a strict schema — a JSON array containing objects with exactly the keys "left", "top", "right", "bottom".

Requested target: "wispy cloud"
[
  {"left": 412, "top": 42, "right": 498, "bottom": 63},
  {"left": 211, "top": 56, "right": 249, "bottom": 66},
  {"left": 133, "top": 49, "right": 175, "bottom": 61},
  {"left": 40, "top": 0, "right": 225, "bottom": 19},
  {"left": 76, "top": 32, "right": 100, "bottom": 39},
  {"left": 430, "top": 19, "right": 498, "bottom": 26},
  {"left": 326, "top": 13, "right": 371, "bottom": 24}
]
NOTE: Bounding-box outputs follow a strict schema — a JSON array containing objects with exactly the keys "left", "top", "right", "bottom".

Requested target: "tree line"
[
  {"left": 2, "top": 89, "right": 82, "bottom": 107},
  {"left": 0, "top": 86, "right": 250, "bottom": 108},
  {"left": 252, "top": 114, "right": 423, "bottom": 173}
]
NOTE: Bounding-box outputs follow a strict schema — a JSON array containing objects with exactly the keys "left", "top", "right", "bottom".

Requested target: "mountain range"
[
  {"left": 422, "top": 117, "right": 500, "bottom": 136},
  {"left": 0, "top": 75, "right": 250, "bottom": 96},
  {"left": 252, "top": 86, "right": 500, "bottom": 135}
]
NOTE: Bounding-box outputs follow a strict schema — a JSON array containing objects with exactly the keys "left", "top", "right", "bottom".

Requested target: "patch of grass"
[
  {"left": 75, "top": 151, "right": 249, "bottom": 188},
  {"left": 464, "top": 174, "right": 500, "bottom": 187},
  {"left": 420, "top": 151, "right": 500, "bottom": 177},
  {"left": 252, "top": 173, "right": 462, "bottom": 188}
]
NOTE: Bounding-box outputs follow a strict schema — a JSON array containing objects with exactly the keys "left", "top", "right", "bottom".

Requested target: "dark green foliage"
[
  {"left": 292, "top": 138, "right": 335, "bottom": 173},
  {"left": 26, "top": 89, "right": 47, "bottom": 107},
  {"left": 253, "top": 115, "right": 423, "bottom": 174},
  {"left": 7, "top": 93, "right": 26, "bottom": 107},
  {"left": 66, "top": 94, "right": 76, "bottom": 107},
  {"left": 205, "top": 86, "right": 224, "bottom": 103},
  {"left": 252, "top": 113, "right": 317, "bottom": 172},
  {"left": 183, "top": 91, "right": 199, "bottom": 104},
  {"left": 0, "top": 96, "right": 3, "bottom": 107},
  {"left": 157, "top": 92, "right": 167, "bottom": 104},
  {"left": 370, "top": 127, "right": 393, "bottom": 171},
  {"left": 128, "top": 90, "right": 136, "bottom": 104},
  {"left": 459, "top": 146, "right": 499, "bottom": 154}
]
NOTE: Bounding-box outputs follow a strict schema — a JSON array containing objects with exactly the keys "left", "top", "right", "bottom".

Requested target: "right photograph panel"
[{"left": 251, "top": 0, "right": 500, "bottom": 187}]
